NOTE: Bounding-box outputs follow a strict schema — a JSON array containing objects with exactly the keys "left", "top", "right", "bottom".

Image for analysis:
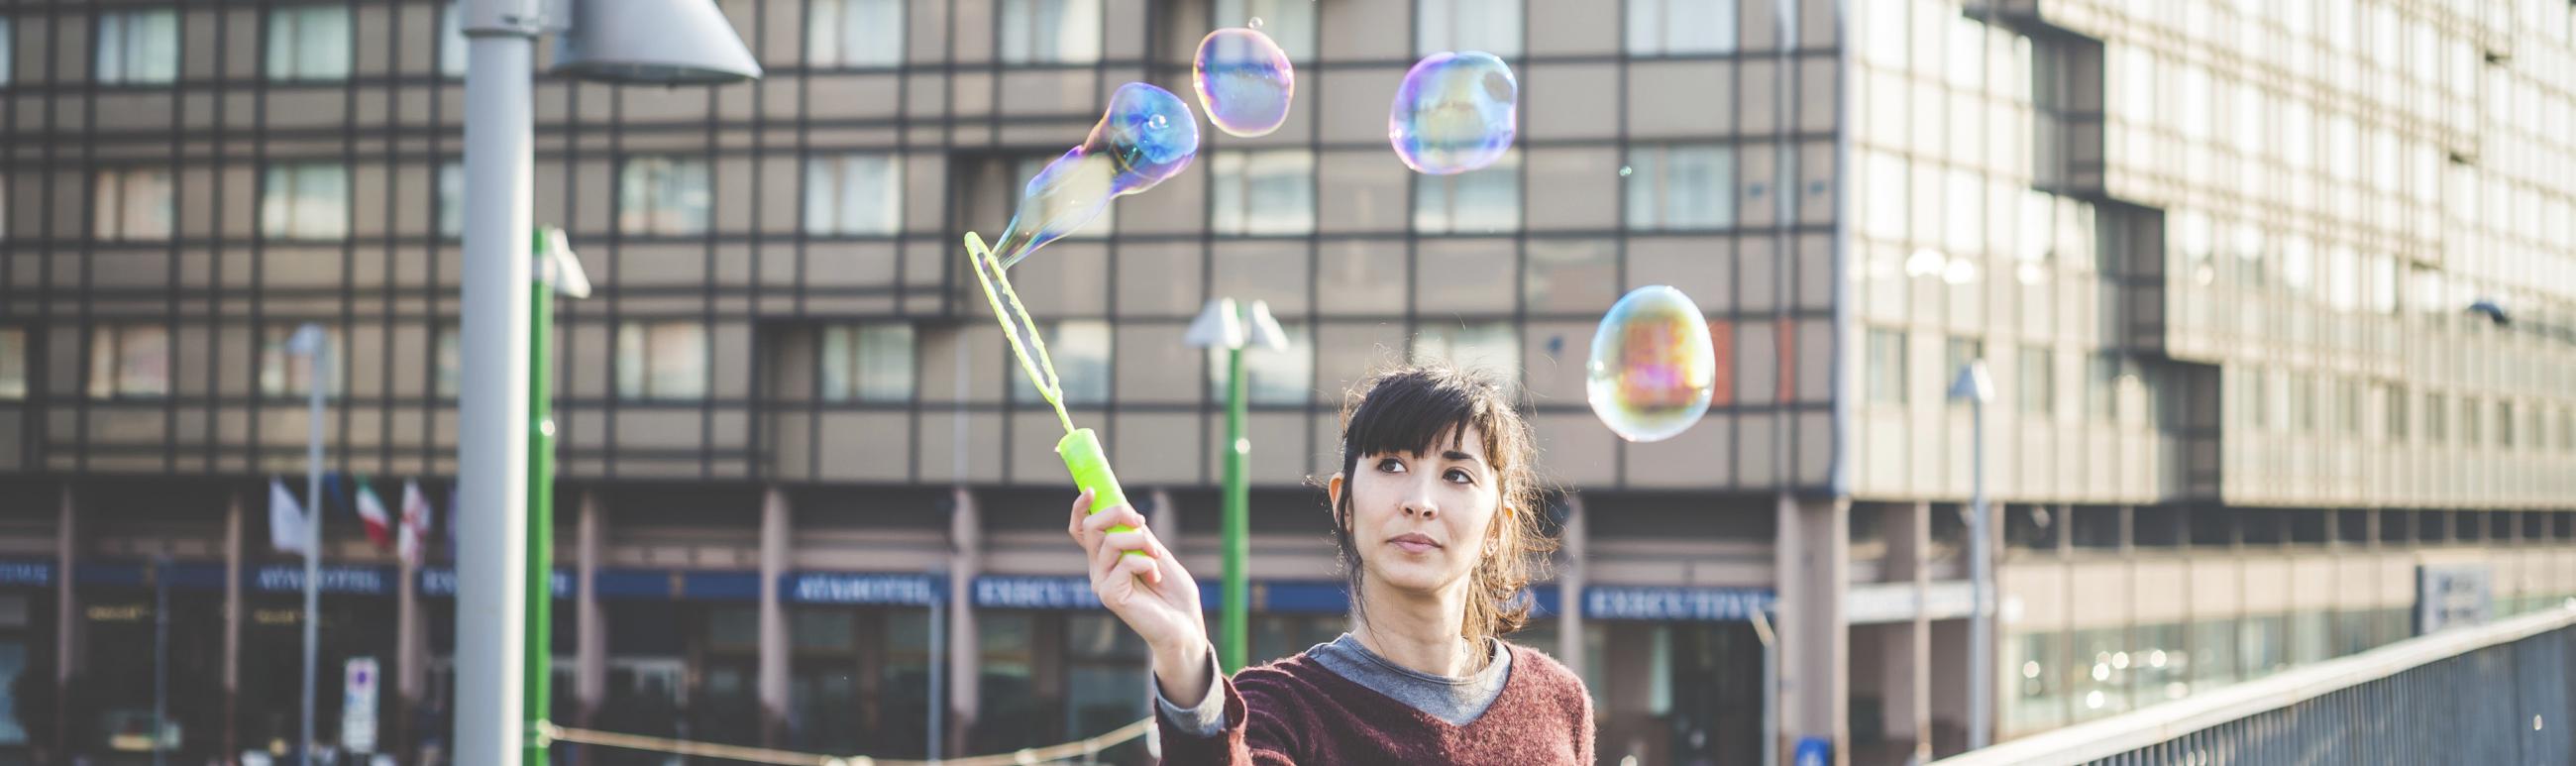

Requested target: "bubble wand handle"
[{"left": 964, "top": 233, "right": 1138, "bottom": 540}]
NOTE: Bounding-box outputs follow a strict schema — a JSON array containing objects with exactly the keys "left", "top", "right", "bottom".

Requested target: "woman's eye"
[
  {"left": 1376, "top": 458, "right": 1406, "bottom": 473},
  {"left": 1446, "top": 469, "right": 1474, "bottom": 485}
]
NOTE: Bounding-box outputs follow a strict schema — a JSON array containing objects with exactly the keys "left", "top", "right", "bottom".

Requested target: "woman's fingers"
[
  {"left": 1077, "top": 501, "right": 1148, "bottom": 543},
  {"left": 1065, "top": 491, "right": 1096, "bottom": 541}
]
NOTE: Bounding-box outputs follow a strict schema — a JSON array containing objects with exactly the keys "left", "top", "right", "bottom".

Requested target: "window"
[
  {"left": 438, "top": 162, "right": 465, "bottom": 240},
  {"left": 618, "top": 157, "right": 712, "bottom": 237},
  {"left": 1207, "top": 323, "right": 1314, "bottom": 405},
  {"left": 2018, "top": 346, "right": 2054, "bottom": 417},
  {"left": 1865, "top": 328, "right": 1906, "bottom": 404},
  {"left": 2561, "top": 408, "right": 2573, "bottom": 453},
  {"left": 821, "top": 324, "right": 915, "bottom": 402},
  {"left": 0, "top": 18, "right": 12, "bottom": 85},
  {"left": 617, "top": 321, "right": 709, "bottom": 400},
  {"left": 93, "top": 167, "right": 173, "bottom": 240},
  {"left": 87, "top": 324, "right": 169, "bottom": 398},
  {"left": 1626, "top": 145, "right": 1735, "bottom": 231},
  {"left": 1413, "top": 320, "right": 1519, "bottom": 383},
  {"left": 2085, "top": 352, "right": 2119, "bottom": 423},
  {"left": 1215, "top": 0, "right": 1318, "bottom": 60},
  {"left": 96, "top": 9, "right": 179, "bottom": 85},
  {"left": 438, "top": 2, "right": 468, "bottom": 78},
  {"left": 1415, "top": 151, "right": 1520, "bottom": 234},
  {"left": 999, "top": 0, "right": 1102, "bottom": 64},
  {"left": 2336, "top": 380, "right": 2360, "bottom": 437},
  {"left": 2497, "top": 400, "right": 2514, "bottom": 449},
  {"left": 805, "top": 154, "right": 901, "bottom": 236},
  {"left": 1209, "top": 150, "right": 1316, "bottom": 236},
  {"left": 267, "top": 5, "right": 351, "bottom": 81},
  {"left": 0, "top": 328, "right": 24, "bottom": 399},
  {"left": 810, "top": 0, "right": 905, "bottom": 67},
  {"left": 260, "top": 325, "right": 342, "bottom": 396},
  {"left": 1416, "top": 0, "right": 1522, "bottom": 57},
  {"left": 262, "top": 162, "right": 349, "bottom": 240},
  {"left": 1626, "top": 0, "right": 1736, "bottom": 55},
  {"left": 2290, "top": 373, "right": 2314, "bottom": 434},
  {"left": 1012, "top": 320, "right": 1112, "bottom": 405},
  {"left": 2425, "top": 392, "right": 2447, "bottom": 444},
  {"left": 1014, "top": 157, "right": 1114, "bottom": 238},
  {"left": 2385, "top": 385, "right": 2407, "bottom": 443},
  {"left": 435, "top": 325, "right": 461, "bottom": 399},
  {"left": 2461, "top": 396, "right": 2481, "bottom": 447},
  {"left": 1945, "top": 336, "right": 1985, "bottom": 408}
]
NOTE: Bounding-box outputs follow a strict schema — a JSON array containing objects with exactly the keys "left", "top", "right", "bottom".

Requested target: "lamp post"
[
  {"left": 1183, "top": 298, "right": 1288, "bottom": 673},
  {"left": 457, "top": 2, "right": 756, "bottom": 763},
  {"left": 1948, "top": 359, "right": 1996, "bottom": 751},
  {"left": 525, "top": 227, "right": 590, "bottom": 765},
  {"left": 284, "top": 322, "right": 328, "bottom": 766}
]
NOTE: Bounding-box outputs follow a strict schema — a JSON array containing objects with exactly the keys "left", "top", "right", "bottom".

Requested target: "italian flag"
[{"left": 354, "top": 476, "right": 394, "bottom": 551}]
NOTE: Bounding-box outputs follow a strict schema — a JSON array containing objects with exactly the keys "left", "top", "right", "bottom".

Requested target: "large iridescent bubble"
[
  {"left": 993, "top": 82, "right": 1202, "bottom": 269},
  {"left": 1387, "top": 51, "right": 1518, "bottom": 175},
  {"left": 1193, "top": 28, "right": 1294, "bottom": 138},
  {"left": 1585, "top": 286, "right": 1717, "bottom": 442}
]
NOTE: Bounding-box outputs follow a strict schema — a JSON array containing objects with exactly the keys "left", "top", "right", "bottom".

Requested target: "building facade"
[{"left": 0, "top": 0, "right": 2570, "bottom": 764}]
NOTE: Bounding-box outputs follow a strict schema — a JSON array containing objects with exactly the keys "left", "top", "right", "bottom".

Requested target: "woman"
[{"left": 1066, "top": 366, "right": 1594, "bottom": 763}]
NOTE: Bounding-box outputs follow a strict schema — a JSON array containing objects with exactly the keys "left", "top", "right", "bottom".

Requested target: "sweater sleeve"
[
  {"left": 1152, "top": 670, "right": 1302, "bottom": 765},
  {"left": 1573, "top": 678, "right": 1596, "bottom": 766}
]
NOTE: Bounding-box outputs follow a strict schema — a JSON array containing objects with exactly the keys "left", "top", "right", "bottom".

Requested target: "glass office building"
[{"left": 0, "top": 0, "right": 2570, "bottom": 763}]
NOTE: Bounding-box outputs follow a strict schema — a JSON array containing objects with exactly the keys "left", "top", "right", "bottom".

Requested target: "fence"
[{"left": 1933, "top": 602, "right": 2576, "bottom": 766}]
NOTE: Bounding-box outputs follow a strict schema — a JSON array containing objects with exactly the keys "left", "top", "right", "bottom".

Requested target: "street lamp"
[
  {"left": 1947, "top": 359, "right": 1996, "bottom": 752},
  {"left": 284, "top": 322, "right": 327, "bottom": 766},
  {"left": 457, "top": 2, "right": 756, "bottom": 765},
  {"left": 1184, "top": 298, "right": 1288, "bottom": 673},
  {"left": 524, "top": 227, "right": 590, "bottom": 766}
]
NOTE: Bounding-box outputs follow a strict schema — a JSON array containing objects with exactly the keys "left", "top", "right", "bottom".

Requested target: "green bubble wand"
[
  {"left": 965, "top": 81, "right": 1200, "bottom": 553},
  {"left": 964, "top": 231, "right": 1136, "bottom": 546}
]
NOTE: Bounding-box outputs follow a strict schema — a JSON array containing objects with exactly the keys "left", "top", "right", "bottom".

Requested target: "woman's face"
[{"left": 1335, "top": 424, "right": 1506, "bottom": 597}]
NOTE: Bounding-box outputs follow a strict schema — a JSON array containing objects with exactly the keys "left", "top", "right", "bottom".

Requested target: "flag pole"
[{"left": 296, "top": 322, "right": 327, "bottom": 766}]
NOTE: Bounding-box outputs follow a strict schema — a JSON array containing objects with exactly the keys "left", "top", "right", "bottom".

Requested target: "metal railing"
[{"left": 1934, "top": 603, "right": 2576, "bottom": 766}]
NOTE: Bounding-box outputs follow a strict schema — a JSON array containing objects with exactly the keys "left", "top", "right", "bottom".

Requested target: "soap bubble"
[
  {"left": 1585, "top": 285, "right": 1717, "bottom": 442},
  {"left": 991, "top": 82, "right": 1200, "bottom": 269},
  {"left": 1193, "top": 28, "right": 1295, "bottom": 138},
  {"left": 1388, "top": 51, "right": 1518, "bottom": 175}
]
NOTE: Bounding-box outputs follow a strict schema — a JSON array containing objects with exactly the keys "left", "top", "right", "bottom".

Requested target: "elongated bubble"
[
  {"left": 1193, "top": 27, "right": 1295, "bottom": 138},
  {"left": 993, "top": 82, "right": 1202, "bottom": 269},
  {"left": 1585, "top": 285, "right": 1717, "bottom": 442},
  {"left": 1388, "top": 51, "right": 1518, "bottom": 175}
]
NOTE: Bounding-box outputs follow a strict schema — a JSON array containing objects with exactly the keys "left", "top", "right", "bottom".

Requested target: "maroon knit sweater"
[{"left": 1156, "top": 642, "right": 1595, "bottom": 765}]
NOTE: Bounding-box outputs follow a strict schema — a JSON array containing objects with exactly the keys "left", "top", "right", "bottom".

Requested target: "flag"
[
  {"left": 354, "top": 476, "right": 393, "bottom": 551},
  {"left": 269, "top": 478, "right": 310, "bottom": 556},
  {"left": 398, "top": 480, "right": 432, "bottom": 568}
]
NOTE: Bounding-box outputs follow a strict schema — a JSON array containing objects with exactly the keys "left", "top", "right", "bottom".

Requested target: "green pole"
[
  {"left": 524, "top": 227, "right": 556, "bottom": 764},
  {"left": 1222, "top": 343, "right": 1248, "bottom": 673}
]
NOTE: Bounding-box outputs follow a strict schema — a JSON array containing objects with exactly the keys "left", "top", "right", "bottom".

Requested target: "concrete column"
[
  {"left": 54, "top": 484, "right": 75, "bottom": 757},
  {"left": 1880, "top": 502, "right": 1931, "bottom": 763},
  {"left": 946, "top": 487, "right": 982, "bottom": 756},
  {"left": 757, "top": 488, "right": 792, "bottom": 745},
  {"left": 576, "top": 492, "right": 607, "bottom": 725},
  {"left": 1557, "top": 494, "right": 1587, "bottom": 677},
  {"left": 1776, "top": 492, "right": 1850, "bottom": 765},
  {"left": 224, "top": 491, "right": 244, "bottom": 760}
]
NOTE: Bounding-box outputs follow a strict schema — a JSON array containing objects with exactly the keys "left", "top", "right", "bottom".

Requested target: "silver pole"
[
  {"left": 459, "top": 0, "right": 538, "bottom": 763},
  {"left": 1968, "top": 397, "right": 1992, "bottom": 751},
  {"left": 153, "top": 556, "right": 168, "bottom": 766},
  {"left": 302, "top": 330, "right": 326, "bottom": 766}
]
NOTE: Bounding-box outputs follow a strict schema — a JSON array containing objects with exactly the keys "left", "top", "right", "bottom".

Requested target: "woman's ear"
[{"left": 1325, "top": 473, "right": 1344, "bottom": 516}]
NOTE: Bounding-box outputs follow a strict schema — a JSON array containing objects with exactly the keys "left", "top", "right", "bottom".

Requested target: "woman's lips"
[{"left": 1388, "top": 533, "right": 1442, "bottom": 555}]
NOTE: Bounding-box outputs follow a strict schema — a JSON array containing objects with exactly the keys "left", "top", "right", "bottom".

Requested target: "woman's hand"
[{"left": 1067, "top": 491, "right": 1214, "bottom": 706}]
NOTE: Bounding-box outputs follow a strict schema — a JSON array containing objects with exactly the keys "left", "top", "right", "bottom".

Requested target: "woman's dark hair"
[{"left": 1330, "top": 365, "right": 1552, "bottom": 647}]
